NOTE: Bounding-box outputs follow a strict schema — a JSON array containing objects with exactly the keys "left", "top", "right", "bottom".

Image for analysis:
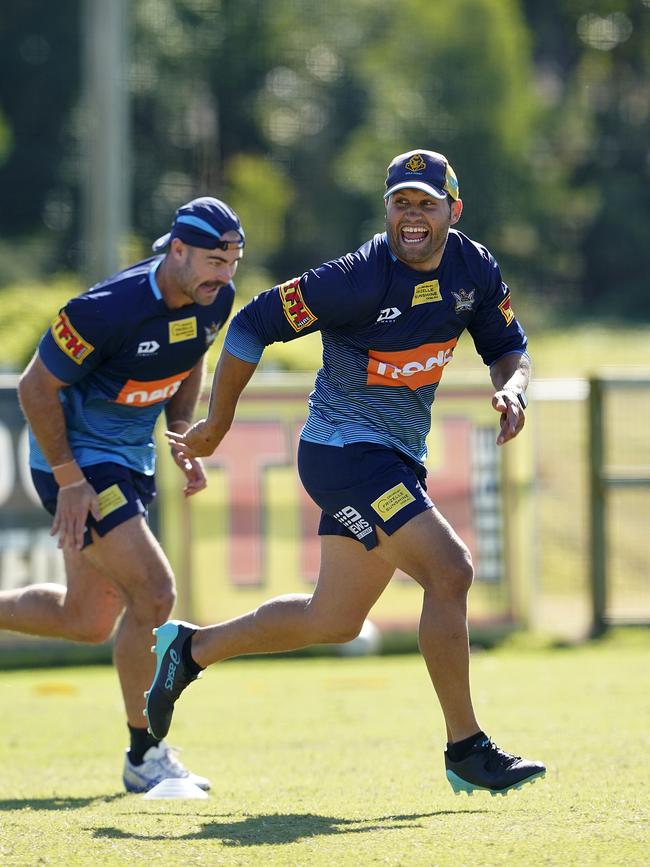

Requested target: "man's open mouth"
[{"left": 401, "top": 225, "right": 429, "bottom": 244}]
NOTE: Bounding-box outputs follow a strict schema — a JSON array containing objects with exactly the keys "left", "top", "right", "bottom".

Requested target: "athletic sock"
[
  {"left": 128, "top": 724, "right": 160, "bottom": 765},
  {"left": 181, "top": 633, "right": 204, "bottom": 676},
  {"left": 445, "top": 730, "right": 488, "bottom": 762}
]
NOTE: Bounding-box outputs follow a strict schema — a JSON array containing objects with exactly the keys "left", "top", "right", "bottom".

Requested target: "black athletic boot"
[
  {"left": 144, "top": 620, "right": 202, "bottom": 739},
  {"left": 445, "top": 735, "right": 546, "bottom": 796}
]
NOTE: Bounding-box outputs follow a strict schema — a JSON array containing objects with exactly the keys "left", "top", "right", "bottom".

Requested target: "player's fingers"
[{"left": 90, "top": 494, "right": 102, "bottom": 523}]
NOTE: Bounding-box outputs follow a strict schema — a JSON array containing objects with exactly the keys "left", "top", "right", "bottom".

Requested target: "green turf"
[{"left": 0, "top": 631, "right": 648, "bottom": 865}]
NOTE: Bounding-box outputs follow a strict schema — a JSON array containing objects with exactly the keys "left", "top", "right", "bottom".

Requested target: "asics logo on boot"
[{"left": 164, "top": 648, "right": 181, "bottom": 691}]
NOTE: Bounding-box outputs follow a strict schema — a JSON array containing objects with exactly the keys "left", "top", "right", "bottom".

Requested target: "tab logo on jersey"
[
  {"left": 115, "top": 370, "right": 191, "bottom": 406},
  {"left": 50, "top": 311, "right": 94, "bottom": 365},
  {"left": 367, "top": 338, "right": 457, "bottom": 390},
  {"left": 498, "top": 293, "right": 515, "bottom": 325},
  {"left": 371, "top": 483, "right": 415, "bottom": 521},
  {"left": 278, "top": 278, "right": 318, "bottom": 332},
  {"left": 169, "top": 317, "right": 197, "bottom": 343},
  {"left": 97, "top": 483, "right": 128, "bottom": 518},
  {"left": 412, "top": 280, "right": 442, "bottom": 306}
]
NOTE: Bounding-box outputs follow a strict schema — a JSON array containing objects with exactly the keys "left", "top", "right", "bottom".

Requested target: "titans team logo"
[
  {"left": 205, "top": 322, "right": 220, "bottom": 347},
  {"left": 452, "top": 289, "right": 475, "bottom": 313},
  {"left": 404, "top": 154, "right": 427, "bottom": 173}
]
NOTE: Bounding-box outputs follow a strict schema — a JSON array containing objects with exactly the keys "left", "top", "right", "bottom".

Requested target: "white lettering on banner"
[
  {"left": 0, "top": 529, "right": 66, "bottom": 591},
  {"left": 0, "top": 421, "right": 14, "bottom": 506},
  {"left": 375, "top": 348, "right": 454, "bottom": 380}
]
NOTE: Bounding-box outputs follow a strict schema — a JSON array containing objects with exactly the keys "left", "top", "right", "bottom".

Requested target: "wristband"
[
  {"left": 58, "top": 478, "right": 87, "bottom": 491},
  {"left": 52, "top": 459, "right": 85, "bottom": 488},
  {"left": 503, "top": 389, "right": 528, "bottom": 410}
]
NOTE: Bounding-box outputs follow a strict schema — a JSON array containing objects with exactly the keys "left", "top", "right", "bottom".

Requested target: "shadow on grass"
[
  {"left": 0, "top": 794, "right": 127, "bottom": 811},
  {"left": 93, "top": 809, "right": 488, "bottom": 846}
]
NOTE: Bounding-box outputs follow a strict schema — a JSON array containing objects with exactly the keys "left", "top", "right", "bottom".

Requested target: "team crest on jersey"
[
  {"left": 498, "top": 293, "right": 515, "bottom": 325},
  {"left": 50, "top": 311, "right": 94, "bottom": 365},
  {"left": 278, "top": 277, "right": 317, "bottom": 332},
  {"left": 169, "top": 317, "right": 197, "bottom": 343},
  {"left": 452, "top": 289, "right": 475, "bottom": 313},
  {"left": 412, "top": 280, "right": 442, "bottom": 306},
  {"left": 204, "top": 322, "right": 220, "bottom": 347}
]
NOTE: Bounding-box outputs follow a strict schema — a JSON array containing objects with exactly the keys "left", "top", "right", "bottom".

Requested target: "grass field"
[{"left": 1, "top": 630, "right": 648, "bottom": 866}]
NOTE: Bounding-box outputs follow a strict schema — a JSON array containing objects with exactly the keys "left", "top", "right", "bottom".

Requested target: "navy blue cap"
[
  {"left": 152, "top": 197, "right": 245, "bottom": 253},
  {"left": 384, "top": 150, "right": 460, "bottom": 201}
]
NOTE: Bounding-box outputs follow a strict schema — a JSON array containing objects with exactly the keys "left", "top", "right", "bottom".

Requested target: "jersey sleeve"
[
  {"left": 224, "top": 249, "right": 380, "bottom": 360},
  {"left": 467, "top": 251, "right": 528, "bottom": 366},
  {"left": 37, "top": 293, "right": 117, "bottom": 384}
]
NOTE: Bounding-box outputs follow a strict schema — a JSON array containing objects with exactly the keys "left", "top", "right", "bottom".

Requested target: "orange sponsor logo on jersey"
[
  {"left": 278, "top": 277, "right": 318, "bottom": 332},
  {"left": 367, "top": 338, "right": 457, "bottom": 390},
  {"left": 115, "top": 370, "right": 191, "bottom": 406},
  {"left": 50, "top": 311, "right": 94, "bottom": 364}
]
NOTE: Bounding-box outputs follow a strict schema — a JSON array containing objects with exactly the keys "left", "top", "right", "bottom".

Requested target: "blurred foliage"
[{"left": 0, "top": 0, "right": 649, "bottom": 361}]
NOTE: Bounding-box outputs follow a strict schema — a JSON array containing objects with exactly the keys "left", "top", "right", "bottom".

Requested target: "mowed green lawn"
[{"left": 0, "top": 631, "right": 648, "bottom": 866}]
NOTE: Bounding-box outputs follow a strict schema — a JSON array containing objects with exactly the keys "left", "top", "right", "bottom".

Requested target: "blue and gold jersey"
[
  {"left": 225, "top": 230, "right": 527, "bottom": 464},
  {"left": 31, "top": 257, "right": 234, "bottom": 474}
]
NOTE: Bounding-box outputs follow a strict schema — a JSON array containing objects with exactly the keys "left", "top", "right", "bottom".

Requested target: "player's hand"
[
  {"left": 170, "top": 444, "right": 208, "bottom": 498},
  {"left": 492, "top": 390, "right": 525, "bottom": 446},
  {"left": 51, "top": 480, "right": 101, "bottom": 551},
  {"left": 165, "top": 418, "right": 223, "bottom": 459}
]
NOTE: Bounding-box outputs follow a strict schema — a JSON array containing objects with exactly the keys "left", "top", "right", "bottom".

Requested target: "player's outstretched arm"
[
  {"left": 489, "top": 352, "right": 531, "bottom": 446},
  {"left": 166, "top": 349, "right": 258, "bottom": 458}
]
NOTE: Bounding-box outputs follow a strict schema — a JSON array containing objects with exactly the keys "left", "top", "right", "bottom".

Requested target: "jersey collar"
[{"left": 148, "top": 258, "right": 163, "bottom": 300}]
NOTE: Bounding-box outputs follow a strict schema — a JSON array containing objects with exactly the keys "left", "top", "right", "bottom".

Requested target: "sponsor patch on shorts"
[
  {"left": 371, "top": 482, "right": 415, "bottom": 520},
  {"left": 97, "top": 483, "right": 128, "bottom": 518},
  {"left": 169, "top": 317, "right": 198, "bottom": 343}
]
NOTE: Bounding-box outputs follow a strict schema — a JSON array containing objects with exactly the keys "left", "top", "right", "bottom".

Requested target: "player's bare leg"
[
  {"left": 80, "top": 515, "right": 176, "bottom": 726},
  {"left": 374, "top": 506, "right": 544, "bottom": 795},
  {"left": 80, "top": 515, "right": 210, "bottom": 791},
  {"left": 193, "top": 535, "right": 394, "bottom": 663},
  {"left": 0, "top": 550, "right": 124, "bottom": 643},
  {"left": 145, "top": 536, "right": 394, "bottom": 738},
  {"left": 373, "top": 507, "right": 479, "bottom": 742}
]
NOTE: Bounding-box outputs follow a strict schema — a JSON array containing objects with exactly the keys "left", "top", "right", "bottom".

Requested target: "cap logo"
[{"left": 404, "top": 154, "right": 427, "bottom": 173}]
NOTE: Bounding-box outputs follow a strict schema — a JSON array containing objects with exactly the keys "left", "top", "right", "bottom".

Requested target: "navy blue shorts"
[
  {"left": 31, "top": 461, "right": 156, "bottom": 548},
  {"left": 297, "top": 440, "right": 433, "bottom": 551}
]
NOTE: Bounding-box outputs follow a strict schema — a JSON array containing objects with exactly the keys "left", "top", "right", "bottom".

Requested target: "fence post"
[{"left": 588, "top": 377, "right": 607, "bottom": 636}]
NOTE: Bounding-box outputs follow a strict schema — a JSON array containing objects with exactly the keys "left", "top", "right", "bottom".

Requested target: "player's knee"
[
  {"left": 306, "top": 608, "right": 365, "bottom": 644},
  {"left": 126, "top": 582, "right": 176, "bottom": 624},
  {"left": 69, "top": 615, "right": 117, "bottom": 644},
  {"left": 443, "top": 548, "right": 474, "bottom": 596}
]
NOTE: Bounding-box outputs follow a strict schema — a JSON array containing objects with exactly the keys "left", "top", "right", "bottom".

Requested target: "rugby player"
[
  {"left": 1, "top": 198, "right": 244, "bottom": 792},
  {"left": 147, "top": 152, "right": 546, "bottom": 796}
]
